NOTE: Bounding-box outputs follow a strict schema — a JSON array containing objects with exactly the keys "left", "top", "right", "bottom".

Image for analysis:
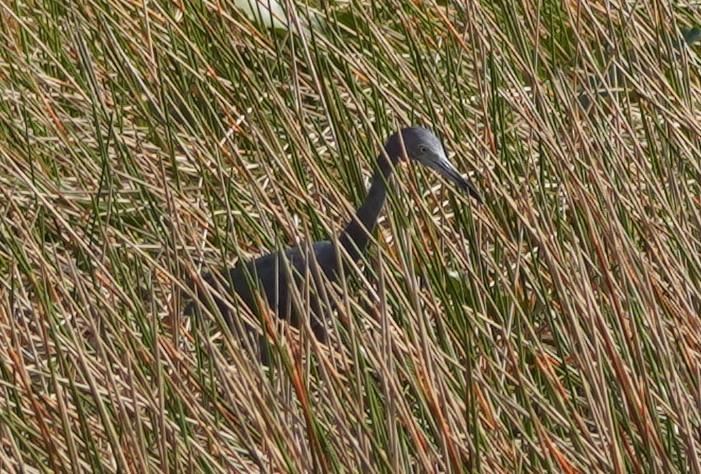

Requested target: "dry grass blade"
[{"left": 1, "top": 0, "right": 700, "bottom": 472}]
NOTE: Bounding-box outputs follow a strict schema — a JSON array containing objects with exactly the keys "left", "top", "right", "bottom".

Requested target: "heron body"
[
  {"left": 207, "top": 241, "right": 338, "bottom": 343},
  {"left": 200, "top": 126, "right": 482, "bottom": 353}
]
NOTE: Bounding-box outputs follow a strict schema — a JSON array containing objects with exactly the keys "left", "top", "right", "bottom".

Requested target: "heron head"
[{"left": 388, "top": 126, "right": 483, "bottom": 203}]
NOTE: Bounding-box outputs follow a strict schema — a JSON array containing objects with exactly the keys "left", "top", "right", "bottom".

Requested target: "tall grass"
[{"left": 1, "top": 0, "right": 700, "bottom": 472}]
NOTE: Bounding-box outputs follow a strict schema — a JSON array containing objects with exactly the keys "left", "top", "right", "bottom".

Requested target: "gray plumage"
[{"left": 198, "top": 126, "right": 482, "bottom": 358}]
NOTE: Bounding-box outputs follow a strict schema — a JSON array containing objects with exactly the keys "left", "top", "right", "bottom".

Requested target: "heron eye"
[{"left": 419, "top": 145, "right": 428, "bottom": 153}]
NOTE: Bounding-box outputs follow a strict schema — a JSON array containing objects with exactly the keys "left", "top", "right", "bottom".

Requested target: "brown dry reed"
[{"left": 0, "top": 0, "right": 700, "bottom": 472}]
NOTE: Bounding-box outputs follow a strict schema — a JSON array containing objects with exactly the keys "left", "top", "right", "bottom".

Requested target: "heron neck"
[{"left": 339, "top": 155, "right": 396, "bottom": 261}]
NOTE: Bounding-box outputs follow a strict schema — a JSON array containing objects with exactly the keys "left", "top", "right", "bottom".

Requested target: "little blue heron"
[{"left": 198, "top": 126, "right": 481, "bottom": 357}]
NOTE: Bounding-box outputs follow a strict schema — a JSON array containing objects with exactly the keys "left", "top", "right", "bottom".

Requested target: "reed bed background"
[{"left": 1, "top": 0, "right": 700, "bottom": 472}]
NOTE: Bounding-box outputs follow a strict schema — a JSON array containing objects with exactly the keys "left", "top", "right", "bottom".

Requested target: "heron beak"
[{"left": 433, "top": 155, "right": 483, "bottom": 204}]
